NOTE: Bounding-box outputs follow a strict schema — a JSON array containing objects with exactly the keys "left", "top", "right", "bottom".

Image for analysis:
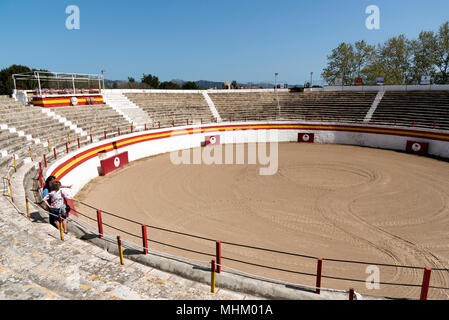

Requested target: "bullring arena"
[{"left": 2, "top": 80, "right": 449, "bottom": 300}]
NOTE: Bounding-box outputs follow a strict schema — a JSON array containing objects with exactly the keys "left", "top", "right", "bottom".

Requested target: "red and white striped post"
[
  {"left": 141, "top": 224, "right": 148, "bottom": 254},
  {"left": 77, "top": 137, "right": 80, "bottom": 149},
  {"left": 144, "top": 124, "right": 147, "bottom": 131},
  {"left": 158, "top": 121, "right": 160, "bottom": 128},
  {"left": 43, "top": 154, "right": 47, "bottom": 168},
  {"left": 131, "top": 123, "right": 134, "bottom": 133},
  {"left": 104, "top": 131, "right": 107, "bottom": 139},
  {"left": 96, "top": 210, "right": 103, "bottom": 238},
  {"left": 53, "top": 147, "right": 57, "bottom": 160},
  {"left": 90, "top": 133, "right": 93, "bottom": 143},
  {"left": 65, "top": 143, "right": 69, "bottom": 154},
  {"left": 420, "top": 267, "right": 432, "bottom": 300},
  {"left": 216, "top": 240, "right": 221, "bottom": 273},
  {"left": 118, "top": 128, "right": 121, "bottom": 136},
  {"left": 316, "top": 258, "right": 323, "bottom": 294},
  {"left": 172, "top": 119, "right": 175, "bottom": 127}
]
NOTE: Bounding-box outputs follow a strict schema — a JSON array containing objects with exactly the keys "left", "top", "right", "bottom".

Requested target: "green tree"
[
  {"left": 127, "top": 77, "right": 136, "bottom": 88},
  {"left": 377, "top": 35, "right": 413, "bottom": 85},
  {"left": 321, "top": 21, "right": 449, "bottom": 86},
  {"left": 410, "top": 31, "right": 438, "bottom": 84},
  {"left": 435, "top": 22, "right": 449, "bottom": 84},
  {"left": 141, "top": 73, "right": 160, "bottom": 89},
  {"left": 231, "top": 80, "right": 238, "bottom": 89},
  {"left": 354, "top": 40, "right": 376, "bottom": 78},
  {"left": 321, "top": 42, "right": 356, "bottom": 85},
  {"left": 0, "top": 64, "right": 32, "bottom": 95},
  {"left": 159, "top": 81, "right": 181, "bottom": 89},
  {"left": 182, "top": 81, "right": 199, "bottom": 90}
]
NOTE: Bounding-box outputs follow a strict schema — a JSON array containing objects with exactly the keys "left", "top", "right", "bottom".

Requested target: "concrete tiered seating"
[
  {"left": 209, "top": 91, "right": 378, "bottom": 122},
  {"left": 276, "top": 91, "right": 378, "bottom": 122},
  {"left": 49, "top": 104, "right": 133, "bottom": 140},
  {"left": 208, "top": 92, "right": 279, "bottom": 121},
  {"left": 0, "top": 96, "right": 77, "bottom": 173},
  {"left": 0, "top": 128, "right": 31, "bottom": 176},
  {"left": 125, "top": 93, "right": 213, "bottom": 128},
  {"left": 371, "top": 91, "right": 449, "bottom": 130}
]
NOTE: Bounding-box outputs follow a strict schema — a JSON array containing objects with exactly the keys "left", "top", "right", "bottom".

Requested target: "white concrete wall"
[
  {"left": 46, "top": 121, "right": 449, "bottom": 197},
  {"left": 102, "top": 88, "right": 289, "bottom": 94},
  {"left": 306, "top": 84, "right": 449, "bottom": 92}
]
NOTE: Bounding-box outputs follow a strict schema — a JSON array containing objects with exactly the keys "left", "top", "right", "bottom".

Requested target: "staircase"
[{"left": 102, "top": 91, "right": 152, "bottom": 130}]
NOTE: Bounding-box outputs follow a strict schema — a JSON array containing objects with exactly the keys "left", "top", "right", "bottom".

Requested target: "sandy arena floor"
[{"left": 76, "top": 143, "right": 449, "bottom": 299}]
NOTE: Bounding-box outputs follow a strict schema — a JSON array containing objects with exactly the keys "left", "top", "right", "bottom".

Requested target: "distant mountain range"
[
  {"left": 173, "top": 79, "right": 298, "bottom": 89},
  {"left": 105, "top": 79, "right": 302, "bottom": 89}
]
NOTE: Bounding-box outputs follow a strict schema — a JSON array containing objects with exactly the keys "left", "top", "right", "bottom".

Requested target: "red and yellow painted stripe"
[
  {"left": 33, "top": 95, "right": 104, "bottom": 107},
  {"left": 49, "top": 122, "right": 449, "bottom": 181}
]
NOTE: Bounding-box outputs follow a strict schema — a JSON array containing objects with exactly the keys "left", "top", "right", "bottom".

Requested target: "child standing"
[
  {"left": 43, "top": 180, "right": 71, "bottom": 233},
  {"left": 42, "top": 176, "right": 72, "bottom": 226}
]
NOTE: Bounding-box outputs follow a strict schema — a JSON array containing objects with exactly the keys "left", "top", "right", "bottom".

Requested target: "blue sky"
[{"left": 0, "top": 0, "right": 448, "bottom": 85}]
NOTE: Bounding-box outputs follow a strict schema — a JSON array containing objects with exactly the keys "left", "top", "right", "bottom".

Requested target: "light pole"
[
  {"left": 310, "top": 72, "right": 313, "bottom": 88},
  {"left": 101, "top": 69, "right": 106, "bottom": 90},
  {"left": 274, "top": 72, "right": 280, "bottom": 118}
]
